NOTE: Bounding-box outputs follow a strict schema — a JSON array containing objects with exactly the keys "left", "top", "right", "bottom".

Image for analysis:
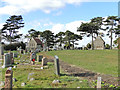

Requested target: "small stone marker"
[
  {"left": 37, "top": 55, "right": 43, "bottom": 62},
  {"left": 4, "top": 67, "right": 13, "bottom": 89},
  {"left": 13, "top": 78, "right": 17, "bottom": 82},
  {"left": 21, "top": 82, "right": 26, "bottom": 86},
  {"left": 30, "top": 78, "right": 35, "bottom": 81},
  {"left": 54, "top": 55, "right": 60, "bottom": 76},
  {"left": 41, "top": 57, "right": 47, "bottom": 66},
  {"left": 40, "top": 67, "right": 43, "bottom": 69},
  {"left": 28, "top": 73, "right": 34, "bottom": 80},
  {"left": 13, "top": 66, "right": 17, "bottom": 68},
  {"left": 97, "top": 77, "right": 101, "bottom": 90}
]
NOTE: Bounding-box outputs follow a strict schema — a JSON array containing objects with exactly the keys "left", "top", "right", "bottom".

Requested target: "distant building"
[
  {"left": 93, "top": 36, "right": 105, "bottom": 50},
  {"left": 26, "top": 37, "right": 43, "bottom": 52}
]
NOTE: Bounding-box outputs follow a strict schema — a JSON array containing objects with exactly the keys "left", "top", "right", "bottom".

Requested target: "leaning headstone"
[
  {"left": 54, "top": 55, "right": 60, "bottom": 76},
  {"left": 97, "top": 77, "right": 101, "bottom": 90},
  {"left": 2, "top": 53, "right": 12, "bottom": 68},
  {"left": 4, "top": 67, "right": 13, "bottom": 89},
  {"left": 41, "top": 57, "right": 47, "bottom": 66},
  {"left": 37, "top": 55, "right": 43, "bottom": 62}
]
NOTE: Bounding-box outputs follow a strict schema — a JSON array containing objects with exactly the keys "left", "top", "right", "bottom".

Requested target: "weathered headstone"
[
  {"left": 37, "top": 55, "right": 43, "bottom": 62},
  {"left": 41, "top": 57, "right": 47, "bottom": 66},
  {"left": 2, "top": 53, "right": 12, "bottom": 68},
  {"left": 54, "top": 55, "right": 60, "bottom": 76},
  {"left": 97, "top": 77, "right": 101, "bottom": 90},
  {"left": 4, "top": 67, "right": 13, "bottom": 89},
  {"left": 9, "top": 52, "right": 14, "bottom": 64}
]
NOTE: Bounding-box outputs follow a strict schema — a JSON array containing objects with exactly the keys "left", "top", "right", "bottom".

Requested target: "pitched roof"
[
  {"left": 95, "top": 36, "right": 105, "bottom": 43},
  {"left": 34, "top": 38, "right": 42, "bottom": 45}
]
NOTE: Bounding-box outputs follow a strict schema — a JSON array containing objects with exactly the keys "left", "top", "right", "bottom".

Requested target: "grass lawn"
[
  {"left": 44, "top": 50, "right": 118, "bottom": 77},
  {"left": 1, "top": 53, "right": 90, "bottom": 88}
]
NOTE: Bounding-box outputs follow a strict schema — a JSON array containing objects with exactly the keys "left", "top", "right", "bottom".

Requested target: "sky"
[{"left": 0, "top": 0, "right": 119, "bottom": 47}]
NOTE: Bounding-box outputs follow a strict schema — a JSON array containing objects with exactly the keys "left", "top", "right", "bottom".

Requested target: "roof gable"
[{"left": 33, "top": 38, "right": 42, "bottom": 45}]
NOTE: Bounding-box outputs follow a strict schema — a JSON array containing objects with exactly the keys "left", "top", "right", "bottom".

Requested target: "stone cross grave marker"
[
  {"left": 54, "top": 55, "right": 60, "bottom": 76},
  {"left": 41, "top": 57, "right": 47, "bottom": 66},
  {"left": 2, "top": 53, "right": 12, "bottom": 68}
]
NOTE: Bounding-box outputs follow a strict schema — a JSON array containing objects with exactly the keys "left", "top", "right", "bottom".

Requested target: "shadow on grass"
[{"left": 60, "top": 72, "right": 96, "bottom": 77}]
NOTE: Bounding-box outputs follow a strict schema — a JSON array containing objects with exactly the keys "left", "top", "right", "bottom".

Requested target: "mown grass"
[
  {"left": 1, "top": 53, "right": 90, "bottom": 88},
  {"left": 44, "top": 50, "right": 118, "bottom": 77}
]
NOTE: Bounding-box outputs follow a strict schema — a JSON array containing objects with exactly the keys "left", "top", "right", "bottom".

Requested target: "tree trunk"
[
  {"left": 110, "top": 24, "right": 113, "bottom": 50},
  {"left": 92, "top": 32, "right": 94, "bottom": 50}
]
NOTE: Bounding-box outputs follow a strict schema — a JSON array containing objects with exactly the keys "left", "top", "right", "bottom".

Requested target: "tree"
[
  {"left": 28, "top": 29, "right": 42, "bottom": 38},
  {"left": 105, "top": 44, "right": 110, "bottom": 49},
  {"left": 55, "top": 32, "right": 65, "bottom": 50},
  {"left": 86, "top": 43, "right": 91, "bottom": 49},
  {"left": 41, "top": 30, "right": 54, "bottom": 51},
  {"left": 77, "top": 22, "right": 99, "bottom": 50},
  {"left": 1, "top": 15, "right": 24, "bottom": 43},
  {"left": 70, "top": 34, "right": 82, "bottom": 49},
  {"left": 64, "top": 30, "right": 73, "bottom": 49},
  {"left": 104, "top": 16, "right": 119, "bottom": 49}
]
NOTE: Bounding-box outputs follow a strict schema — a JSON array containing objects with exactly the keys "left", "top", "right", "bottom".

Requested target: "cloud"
[
  {"left": 1, "top": 0, "right": 117, "bottom": 15},
  {"left": 0, "top": 0, "right": 83, "bottom": 15}
]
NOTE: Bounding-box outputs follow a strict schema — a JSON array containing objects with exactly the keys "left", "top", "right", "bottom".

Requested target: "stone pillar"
[
  {"left": 54, "top": 55, "right": 60, "bottom": 76},
  {"left": 37, "top": 55, "right": 43, "bottom": 62},
  {"left": 41, "top": 57, "right": 47, "bottom": 66},
  {"left": 2, "top": 53, "right": 11, "bottom": 68},
  {"left": 4, "top": 67, "right": 13, "bottom": 89},
  {"left": 97, "top": 77, "right": 101, "bottom": 90}
]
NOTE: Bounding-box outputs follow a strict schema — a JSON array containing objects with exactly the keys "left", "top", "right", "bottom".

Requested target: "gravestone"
[
  {"left": 41, "top": 57, "right": 47, "bottom": 66},
  {"left": 4, "top": 67, "right": 13, "bottom": 89},
  {"left": 2, "top": 53, "right": 12, "bottom": 68},
  {"left": 54, "top": 55, "right": 60, "bottom": 76},
  {"left": 97, "top": 77, "right": 101, "bottom": 90},
  {"left": 9, "top": 52, "right": 14, "bottom": 64},
  {"left": 37, "top": 55, "right": 43, "bottom": 62},
  {"left": 13, "top": 53, "right": 18, "bottom": 58}
]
